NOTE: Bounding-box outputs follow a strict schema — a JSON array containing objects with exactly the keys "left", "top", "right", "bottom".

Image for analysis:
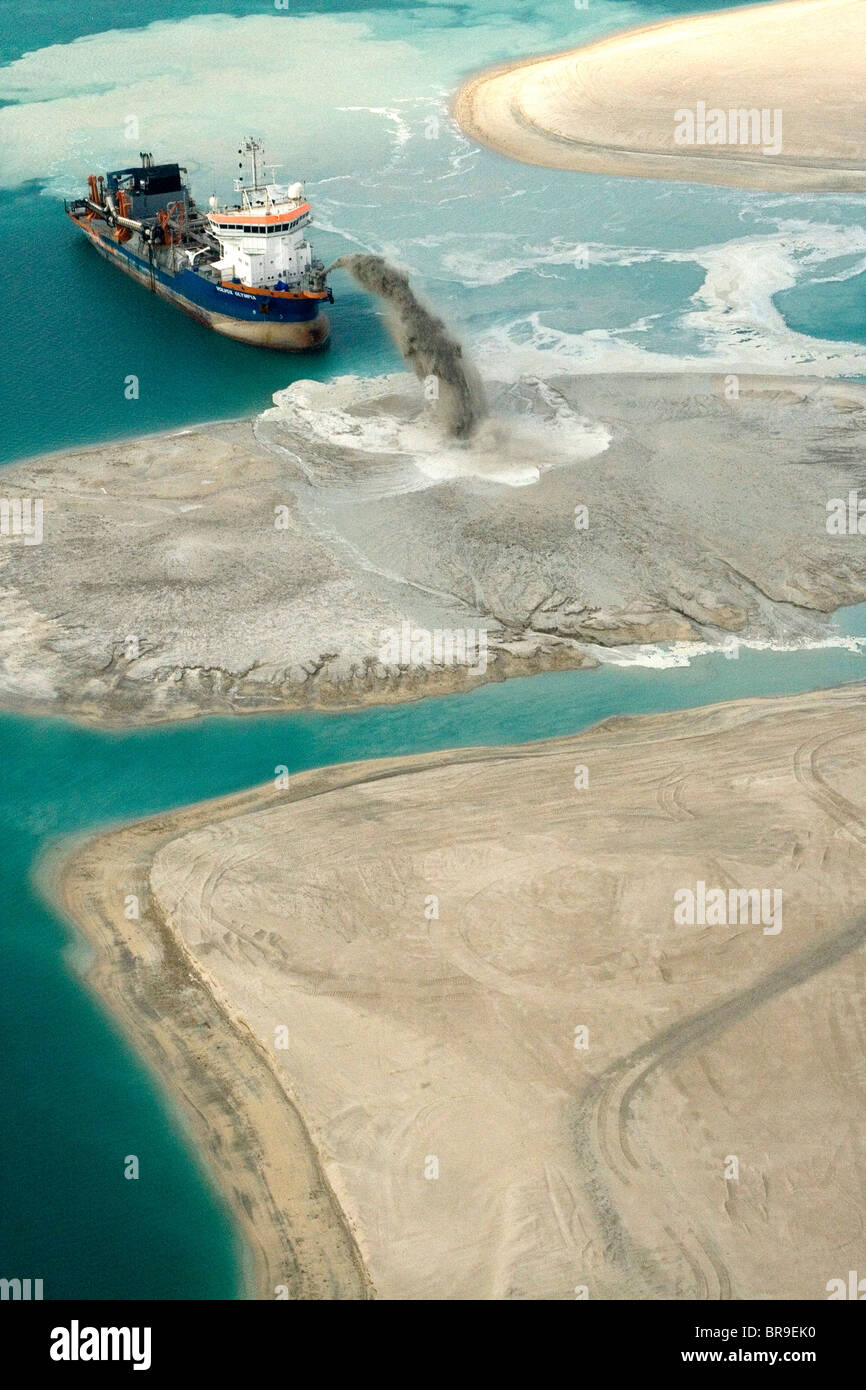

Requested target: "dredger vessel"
[{"left": 65, "top": 139, "right": 332, "bottom": 349}]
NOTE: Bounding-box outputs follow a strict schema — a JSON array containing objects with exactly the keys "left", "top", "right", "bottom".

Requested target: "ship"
[{"left": 64, "top": 139, "right": 332, "bottom": 350}]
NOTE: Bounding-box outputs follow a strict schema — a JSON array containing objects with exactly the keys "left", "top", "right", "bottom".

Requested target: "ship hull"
[{"left": 72, "top": 217, "right": 330, "bottom": 351}]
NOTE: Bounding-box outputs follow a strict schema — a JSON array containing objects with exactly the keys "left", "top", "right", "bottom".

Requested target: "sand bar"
[
  {"left": 454, "top": 0, "right": 866, "bottom": 191},
  {"left": 3, "top": 372, "right": 866, "bottom": 726},
  {"left": 57, "top": 681, "right": 866, "bottom": 1298}
]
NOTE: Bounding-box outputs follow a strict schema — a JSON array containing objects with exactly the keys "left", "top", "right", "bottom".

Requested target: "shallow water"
[{"left": 3, "top": 3, "right": 866, "bottom": 462}]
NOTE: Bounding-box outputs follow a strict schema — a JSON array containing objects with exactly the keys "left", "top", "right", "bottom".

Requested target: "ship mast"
[
  {"left": 236, "top": 137, "right": 268, "bottom": 210},
  {"left": 247, "top": 137, "right": 260, "bottom": 191}
]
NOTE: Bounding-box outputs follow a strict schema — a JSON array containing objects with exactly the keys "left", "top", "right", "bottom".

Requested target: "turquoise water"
[
  {"left": 778, "top": 269, "right": 866, "bottom": 349},
  {"left": 0, "top": 183, "right": 399, "bottom": 465},
  {"left": 1, "top": 0, "right": 865, "bottom": 1299},
  {"left": 3, "top": 1, "right": 866, "bottom": 463}
]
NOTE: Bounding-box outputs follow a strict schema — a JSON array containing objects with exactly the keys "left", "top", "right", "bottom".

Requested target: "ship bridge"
[{"left": 206, "top": 183, "right": 316, "bottom": 290}]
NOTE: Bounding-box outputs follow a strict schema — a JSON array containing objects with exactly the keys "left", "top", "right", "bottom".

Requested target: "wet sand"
[{"left": 2, "top": 372, "right": 866, "bottom": 726}]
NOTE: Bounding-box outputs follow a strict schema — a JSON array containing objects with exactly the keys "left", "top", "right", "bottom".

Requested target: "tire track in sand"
[
  {"left": 574, "top": 729, "right": 866, "bottom": 1298},
  {"left": 575, "top": 912, "right": 866, "bottom": 1297}
]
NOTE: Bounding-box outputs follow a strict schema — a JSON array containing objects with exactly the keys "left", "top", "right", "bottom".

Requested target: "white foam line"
[{"left": 589, "top": 630, "right": 866, "bottom": 671}]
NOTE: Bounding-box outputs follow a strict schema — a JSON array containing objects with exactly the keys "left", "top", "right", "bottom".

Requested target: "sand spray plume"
[
  {"left": 317, "top": 257, "right": 610, "bottom": 480},
  {"left": 327, "top": 254, "right": 487, "bottom": 439}
]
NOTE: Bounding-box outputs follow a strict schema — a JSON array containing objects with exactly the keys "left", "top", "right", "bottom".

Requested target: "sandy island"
[
  {"left": 2, "top": 371, "right": 866, "bottom": 726},
  {"left": 454, "top": 0, "right": 866, "bottom": 191},
  {"left": 56, "top": 681, "right": 866, "bottom": 1298}
]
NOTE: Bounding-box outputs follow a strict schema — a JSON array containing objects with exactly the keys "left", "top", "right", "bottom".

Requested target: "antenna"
[{"left": 243, "top": 136, "right": 264, "bottom": 190}]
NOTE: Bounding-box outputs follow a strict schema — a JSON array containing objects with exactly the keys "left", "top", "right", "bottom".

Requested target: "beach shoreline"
[
  {"left": 454, "top": 0, "right": 866, "bottom": 191},
  {"left": 49, "top": 791, "right": 374, "bottom": 1301}
]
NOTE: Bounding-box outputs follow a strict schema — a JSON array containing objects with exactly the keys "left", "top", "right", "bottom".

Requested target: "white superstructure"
[{"left": 205, "top": 139, "right": 318, "bottom": 291}]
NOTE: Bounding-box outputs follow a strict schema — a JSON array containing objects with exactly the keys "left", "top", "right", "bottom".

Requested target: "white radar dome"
[
  {"left": 208, "top": 194, "right": 219, "bottom": 210},
  {"left": 288, "top": 182, "right": 305, "bottom": 200}
]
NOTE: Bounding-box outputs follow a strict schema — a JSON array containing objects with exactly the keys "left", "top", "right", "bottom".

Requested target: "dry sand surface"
[
  {"left": 58, "top": 682, "right": 866, "bottom": 1298},
  {"left": 3, "top": 372, "right": 866, "bottom": 725},
  {"left": 454, "top": 0, "right": 866, "bottom": 191}
]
